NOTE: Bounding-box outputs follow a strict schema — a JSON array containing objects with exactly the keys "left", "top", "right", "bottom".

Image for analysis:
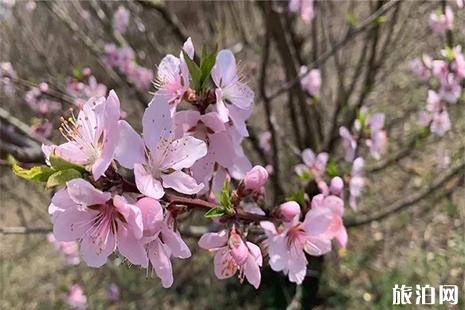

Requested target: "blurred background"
[{"left": 1, "top": 0, "right": 464, "bottom": 309}]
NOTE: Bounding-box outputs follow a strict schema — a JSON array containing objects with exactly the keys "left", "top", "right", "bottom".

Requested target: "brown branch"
[
  {"left": 346, "top": 159, "right": 465, "bottom": 227},
  {"left": 267, "top": 0, "right": 401, "bottom": 101}
]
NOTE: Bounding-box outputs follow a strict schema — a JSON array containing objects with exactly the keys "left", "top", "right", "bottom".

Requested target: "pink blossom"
[
  {"left": 451, "top": 46, "right": 465, "bottom": 79},
  {"left": 113, "top": 5, "right": 130, "bottom": 34},
  {"left": 295, "top": 148, "right": 328, "bottom": 179},
  {"left": 55, "top": 91, "right": 120, "bottom": 180},
  {"left": 103, "top": 44, "right": 135, "bottom": 71},
  {"left": 366, "top": 113, "right": 387, "bottom": 160},
  {"left": 438, "top": 74, "right": 461, "bottom": 103},
  {"left": 50, "top": 179, "right": 147, "bottom": 267},
  {"left": 259, "top": 131, "right": 272, "bottom": 154},
  {"left": 64, "top": 284, "right": 87, "bottom": 310},
  {"left": 457, "top": 0, "right": 464, "bottom": 9},
  {"left": 30, "top": 120, "right": 53, "bottom": 139},
  {"left": 47, "top": 233, "right": 80, "bottom": 265},
  {"left": 66, "top": 75, "right": 107, "bottom": 108},
  {"left": 417, "top": 111, "right": 432, "bottom": 128},
  {"left": 278, "top": 201, "right": 301, "bottom": 222},
  {"left": 432, "top": 60, "right": 448, "bottom": 83},
  {"left": 25, "top": 87, "right": 61, "bottom": 114},
  {"left": 300, "top": 66, "right": 321, "bottom": 96},
  {"left": 136, "top": 197, "right": 191, "bottom": 288},
  {"left": 430, "top": 109, "right": 451, "bottom": 136},
  {"left": 243, "top": 165, "right": 268, "bottom": 192},
  {"left": 212, "top": 49, "right": 254, "bottom": 136},
  {"left": 429, "top": 6, "right": 454, "bottom": 35},
  {"left": 426, "top": 90, "right": 441, "bottom": 113},
  {"left": 409, "top": 56, "right": 431, "bottom": 81},
  {"left": 126, "top": 63, "right": 154, "bottom": 90},
  {"left": 339, "top": 126, "right": 357, "bottom": 162},
  {"left": 311, "top": 194, "right": 347, "bottom": 248},
  {"left": 198, "top": 228, "right": 262, "bottom": 288},
  {"left": 260, "top": 203, "right": 341, "bottom": 284},
  {"left": 349, "top": 157, "right": 364, "bottom": 210},
  {"left": 115, "top": 93, "right": 207, "bottom": 199},
  {"left": 289, "top": 0, "right": 315, "bottom": 24},
  {"left": 329, "top": 176, "right": 344, "bottom": 196},
  {"left": 0, "top": 62, "right": 17, "bottom": 96},
  {"left": 107, "top": 283, "right": 120, "bottom": 302},
  {"left": 154, "top": 38, "right": 192, "bottom": 113}
]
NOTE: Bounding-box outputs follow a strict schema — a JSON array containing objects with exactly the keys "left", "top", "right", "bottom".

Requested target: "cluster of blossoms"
[
  {"left": 103, "top": 44, "right": 153, "bottom": 90},
  {"left": 65, "top": 68, "right": 107, "bottom": 108},
  {"left": 411, "top": 2, "right": 464, "bottom": 136},
  {"left": 112, "top": 5, "right": 130, "bottom": 35},
  {"left": 14, "top": 38, "right": 350, "bottom": 290}
]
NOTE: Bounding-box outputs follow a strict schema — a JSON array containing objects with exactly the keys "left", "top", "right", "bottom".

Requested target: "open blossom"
[
  {"left": 198, "top": 228, "right": 262, "bottom": 288},
  {"left": 300, "top": 66, "right": 321, "bottom": 96},
  {"left": 339, "top": 126, "right": 357, "bottom": 162},
  {"left": 349, "top": 157, "right": 364, "bottom": 210},
  {"left": 25, "top": 86, "right": 61, "bottom": 114},
  {"left": 438, "top": 74, "right": 461, "bottom": 104},
  {"left": 366, "top": 113, "right": 387, "bottom": 160},
  {"left": 311, "top": 194, "right": 347, "bottom": 248},
  {"left": 113, "top": 5, "right": 130, "bottom": 34},
  {"left": 66, "top": 75, "right": 107, "bottom": 108},
  {"left": 212, "top": 49, "right": 254, "bottom": 136},
  {"left": 260, "top": 200, "right": 341, "bottom": 284},
  {"left": 55, "top": 91, "right": 120, "bottom": 180},
  {"left": 136, "top": 197, "right": 191, "bottom": 288},
  {"left": 50, "top": 179, "right": 147, "bottom": 268},
  {"left": 154, "top": 38, "right": 192, "bottom": 114},
  {"left": 115, "top": 92, "right": 207, "bottom": 199},
  {"left": 64, "top": 284, "right": 87, "bottom": 310},
  {"left": 429, "top": 6, "right": 453, "bottom": 35},
  {"left": 289, "top": 0, "right": 315, "bottom": 24},
  {"left": 103, "top": 44, "right": 135, "bottom": 72},
  {"left": 47, "top": 233, "right": 80, "bottom": 265},
  {"left": 295, "top": 148, "right": 328, "bottom": 179},
  {"left": 430, "top": 109, "right": 451, "bottom": 136},
  {"left": 30, "top": 120, "right": 53, "bottom": 139},
  {"left": 409, "top": 55, "right": 432, "bottom": 81},
  {"left": 450, "top": 46, "right": 465, "bottom": 79}
]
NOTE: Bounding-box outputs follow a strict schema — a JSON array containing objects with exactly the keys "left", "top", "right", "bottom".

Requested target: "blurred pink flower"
[
  {"left": 30, "top": 120, "right": 53, "bottom": 139},
  {"left": 64, "top": 284, "right": 87, "bottom": 310},
  {"left": 106, "top": 283, "right": 120, "bottom": 302},
  {"left": 113, "top": 5, "right": 130, "bottom": 34},
  {"left": 409, "top": 56, "right": 431, "bottom": 81},
  {"left": 295, "top": 148, "right": 328, "bottom": 179},
  {"left": 339, "top": 126, "right": 357, "bottom": 162},
  {"left": 198, "top": 228, "right": 262, "bottom": 288},
  {"left": 349, "top": 157, "right": 364, "bottom": 210},
  {"left": 431, "top": 109, "right": 451, "bottom": 136},
  {"left": 429, "top": 6, "right": 453, "bottom": 35},
  {"left": 366, "top": 113, "right": 387, "bottom": 160},
  {"left": 311, "top": 194, "right": 347, "bottom": 248},
  {"left": 259, "top": 131, "right": 272, "bottom": 154},
  {"left": 300, "top": 66, "right": 321, "bottom": 96},
  {"left": 438, "top": 74, "right": 461, "bottom": 103},
  {"left": 451, "top": 45, "right": 465, "bottom": 79},
  {"left": 289, "top": 0, "right": 315, "bottom": 24},
  {"left": 47, "top": 233, "right": 80, "bottom": 265}
]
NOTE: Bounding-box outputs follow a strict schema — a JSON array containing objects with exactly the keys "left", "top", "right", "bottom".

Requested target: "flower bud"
[
  {"left": 228, "top": 230, "right": 248, "bottom": 266},
  {"left": 39, "top": 82, "right": 48, "bottom": 93},
  {"left": 278, "top": 201, "right": 301, "bottom": 222},
  {"left": 243, "top": 165, "right": 268, "bottom": 192},
  {"left": 330, "top": 177, "right": 344, "bottom": 196}
]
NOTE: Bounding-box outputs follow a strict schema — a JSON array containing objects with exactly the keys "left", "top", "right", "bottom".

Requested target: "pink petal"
[
  {"left": 53, "top": 208, "right": 94, "bottom": 241},
  {"left": 214, "top": 248, "right": 237, "bottom": 279},
  {"left": 161, "top": 170, "right": 204, "bottom": 195},
  {"left": 198, "top": 230, "right": 228, "bottom": 250},
  {"left": 113, "top": 195, "right": 143, "bottom": 239},
  {"left": 161, "top": 136, "right": 207, "bottom": 170},
  {"left": 228, "top": 105, "right": 252, "bottom": 137},
  {"left": 200, "top": 112, "right": 226, "bottom": 133},
  {"left": 55, "top": 142, "right": 88, "bottom": 165},
  {"left": 142, "top": 93, "right": 173, "bottom": 154},
  {"left": 182, "top": 37, "right": 195, "bottom": 59},
  {"left": 302, "top": 207, "right": 334, "bottom": 235},
  {"left": 148, "top": 239, "right": 174, "bottom": 288},
  {"left": 136, "top": 197, "right": 164, "bottom": 234},
  {"left": 67, "top": 179, "right": 111, "bottom": 206},
  {"left": 134, "top": 163, "right": 165, "bottom": 199},
  {"left": 267, "top": 235, "right": 288, "bottom": 272},
  {"left": 80, "top": 232, "right": 116, "bottom": 267},
  {"left": 161, "top": 226, "right": 191, "bottom": 259},
  {"left": 302, "top": 148, "right": 315, "bottom": 166},
  {"left": 288, "top": 249, "right": 307, "bottom": 284},
  {"left": 117, "top": 227, "right": 148, "bottom": 267},
  {"left": 223, "top": 82, "right": 253, "bottom": 110},
  {"left": 215, "top": 89, "right": 229, "bottom": 122},
  {"left": 115, "top": 120, "right": 145, "bottom": 169},
  {"left": 335, "top": 226, "right": 348, "bottom": 248},
  {"left": 212, "top": 49, "right": 237, "bottom": 87},
  {"left": 304, "top": 237, "right": 332, "bottom": 256},
  {"left": 209, "top": 131, "right": 235, "bottom": 168},
  {"left": 244, "top": 255, "right": 261, "bottom": 288},
  {"left": 259, "top": 221, "right": 277, "bottom": 236}
]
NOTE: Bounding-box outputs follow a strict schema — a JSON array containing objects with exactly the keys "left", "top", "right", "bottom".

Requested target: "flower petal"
[
  {"left": 134, "top": 163, "right": 165, "bottom": 199},
  {"left": 161, "top": 170, "right": 204, "bottom": 195},
  {"left": 142, "top": 93, "right": 173, "bottom": 154},
  {"left": 80, "top": 231, "right": 116, "bottom": 268},
  {"left": 198, "top": 230, "right": 228, "bottom": 250},
  {"left": 115, "top": 120, "right": 145, "bottom": 169},
  {"left": 161, "top": 136, "right": 207, "bottom": 170},
  {"left": 149, "top": 239, "right": 174, "bottom": 288},
  {"left": 67, "top": 179, "right": 111, "bottom": 206}
]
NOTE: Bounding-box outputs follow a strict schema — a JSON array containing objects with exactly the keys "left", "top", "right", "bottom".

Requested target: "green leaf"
[
  {"left": 49, "top": 154, "right": 86, "bottom": 173},
  {"left": 72, "top": 68, "right": 82, "bottom": 79},
  {"left": 375, "top": 16, "right": 386, "bottom": 25},
  {"left": 326, "top": 161, "right": 340, "bottom": 177},
  {"left": 199, "top": 46, "right": 217, "bottom": 91},
  {"left": 10, "top": 156, "right": 55, "bottom": 182},
  {"left": 346, "top": 14, "right": 358, "bottom": 28},
  {"left": 218, "top": 181, "right": 232, "bottom": 211},
  {"left": 298, "top": 170, "right": 313, "bottom": 183},
  {"left": 287, "top": 190, "right": 306, "bottom": 208},
  {"left": 182, "top": 50, "right": 201, "bottom": 91},
  {"left": 46, "top": 169, "right": 81, "bottom": 188},
  {"left": 204, "top": 207, "right": 226, "bottom": 218}
]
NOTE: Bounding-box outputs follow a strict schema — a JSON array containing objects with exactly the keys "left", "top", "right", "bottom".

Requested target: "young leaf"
[
  {"left": 199, "top": 47, "right": 217, "bottom": 91},
  {"left": 218, "top": 180, "right": 232, "bottom": 210},
  {"left": 10, "top": 156, "right": 55, "bottom": 182},
  {"left": 326, "top": 161, "right": 340, "bottom": 177},
  {"left": 46, "top": 169, "right": 81, "bottom": 188},
  {"left": 182, "top": 50, "right": 201, "bottom": 91},
  {"left": 49, "top": 154, "right": 86, "bottom": 173},
  {"left": 204, "top": 207, "right": 226, "bottom": 218},
  {"left": 287, "top": 190, "right": 306, "bottom": 208}
]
